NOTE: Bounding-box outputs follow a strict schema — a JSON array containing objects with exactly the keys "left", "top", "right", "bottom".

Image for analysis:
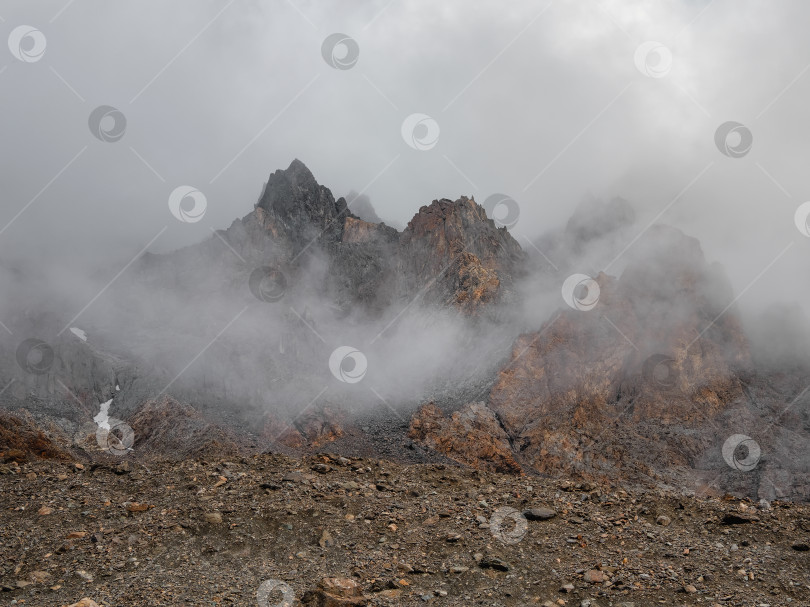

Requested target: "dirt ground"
[{"left": 1, "top": 452, "right": 809, "bottom": 607}]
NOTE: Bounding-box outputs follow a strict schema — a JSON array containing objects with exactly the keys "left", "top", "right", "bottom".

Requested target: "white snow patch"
[
  {"left": 93, "top": 398, "right": 113, "bottom": 430},
  {"left": 69, "top": 327, "right": 87, "bottom": 342}
]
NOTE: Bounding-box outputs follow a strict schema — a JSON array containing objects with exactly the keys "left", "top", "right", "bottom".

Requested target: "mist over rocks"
[
  {"left": 344, "top": 191, "right": 383, "bottom": 225},
  {"left": 0, "top": 159, "right": 808, "bottom": 503}
]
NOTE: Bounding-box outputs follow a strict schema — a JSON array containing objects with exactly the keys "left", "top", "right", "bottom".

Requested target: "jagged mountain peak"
[{"left": 252, "top": 159, "right": 350, "bottom": 250}]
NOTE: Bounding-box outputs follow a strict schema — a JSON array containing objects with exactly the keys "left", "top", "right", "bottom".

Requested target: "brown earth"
[{"left": 0, "top": 452, "right": 808, "bottom": 606}]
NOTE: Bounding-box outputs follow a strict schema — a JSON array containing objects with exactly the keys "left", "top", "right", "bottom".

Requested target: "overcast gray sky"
[{"left": 2, "top": 0, "right": 810, "bottom": 318}]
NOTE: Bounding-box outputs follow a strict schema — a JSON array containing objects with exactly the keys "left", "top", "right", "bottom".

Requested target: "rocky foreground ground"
[{"left": 1, "top": 452, "right": 809, "bottom": 607}]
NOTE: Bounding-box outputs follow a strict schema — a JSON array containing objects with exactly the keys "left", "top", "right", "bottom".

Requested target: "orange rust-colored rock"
[
  {"left": 129, "top": 396, "right": 243, "bottom": 460},
  {"left": 493, "top": 227, "right": 749, "bottom": 480},
  {"left": 0, "top": 410, "right": 71, "bottom": 462},
  {"left": 302, "top": 576, "right": 367, "bottom": 606},
  {"left": 342, "top": 216, "right": 383, "bottom": 244},
  {"left": 408, "top": 402, "right": 522, "bottom": 474},
  {"left": 398, "top": 197, "right": 524, "bottom": 313},
  {"left": 409, "top": 226, "right": 755, "bottom": 489},
  {"left": 261, "top": 406, "right": 345, "bottom": 450}
]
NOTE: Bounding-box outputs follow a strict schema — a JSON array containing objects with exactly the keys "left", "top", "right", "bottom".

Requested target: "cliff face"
[
  {"left": 2, "top": 160, "right": 807, "bottom": 503},
  {"left": 490, "top": 226, "right": 749, "bottom": 439},
  {"left": 398, "top": 197, "right": 525, "bottom": 312},
  {"left": 409, "top": 225, "right": 777, "bottom": 496}
]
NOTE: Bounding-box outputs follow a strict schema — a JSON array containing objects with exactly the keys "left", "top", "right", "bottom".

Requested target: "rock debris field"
[{"left": 1, "top": 453, "right": 809, "bottom": 607}]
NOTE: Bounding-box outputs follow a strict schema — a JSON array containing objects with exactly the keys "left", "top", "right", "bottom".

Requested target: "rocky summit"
[{"left": 1, "top": 160, "right": 809, "bottom": 606}]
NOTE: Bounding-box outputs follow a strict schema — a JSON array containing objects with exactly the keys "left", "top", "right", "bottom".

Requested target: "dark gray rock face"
[
  {"left": 256, "top": 158, "right": 351, "bottom": 252},
  {"left": 0, "top": 159, "right": 525, "bottom": 457}
]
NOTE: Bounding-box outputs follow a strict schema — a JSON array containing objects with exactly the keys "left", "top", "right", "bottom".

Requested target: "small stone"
[
  {"left": 479, "top": 556, "right": 510, "bottom": 571},
  {"left": 319, "top": 529, "right": 335, "bottom": 548},
  {"left": 67, "top": 531, "right": 87, "bottom": 539},
  {"left": 311, "top": 463, "right": 331, "bottom": 474},
  {"left": 114, "top": 461, "right": 132, "bottom": 475},
  {"left": 560, "top": 583, "right": 575, "bottom": 593},
  {"left": 25, "top": 472, "right": 36, "bottom": 480},
  {"left": 583, "top": 569, "right": 607, "bottom": 583},
  {"left": 524, "top": 507, "right": 557, "bottom": 521},
  {"left": 684, "top": 584, "right": 697, "bottom": 593},
  {"left": 302, "top": 577, "right": 366, "bottom": 606},
  {"left": 38, "top": 505, "right": 53, "bottom": 515},
  {"left": 68, "top": 599, "right": 100, "bottom": 607},
  {"left": 720, "top": 513, "right": 752, "bottom": 525},
  {"left": 203, "top": 512, "right": 222, "bottom": 524},
  {"left": 656, "top": 515, "right": 671, "bottom": 526},
  {"left": 29, "top": 571, "right": 50, "bottom": 583},
  {"left": 76, "top": 570, "right": 93, "bottom": 582}
]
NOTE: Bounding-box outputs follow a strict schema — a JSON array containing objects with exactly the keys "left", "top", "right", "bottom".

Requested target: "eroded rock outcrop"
[
  {"left": 408, "top": 402, "right": 521, "bottom": 474},
  {"left": 129, "top": 396, "right": 243, "bottom": 460},
  {"left": 398, "top": 197, "right": 525, "bottom": 312},
  {"left": 410, "top": 225, "right": 757, "bottom": 490}
]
